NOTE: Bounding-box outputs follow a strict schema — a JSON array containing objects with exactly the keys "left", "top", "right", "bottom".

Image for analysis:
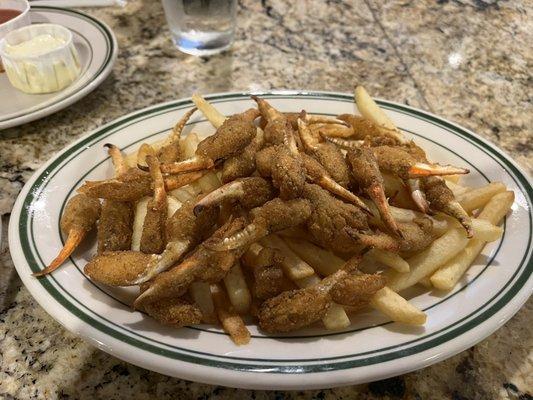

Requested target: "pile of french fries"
[{"left": 121, "top": 89, "right": 513, "bottom": 344}]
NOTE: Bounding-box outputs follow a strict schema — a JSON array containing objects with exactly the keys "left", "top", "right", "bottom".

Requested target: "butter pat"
[{"left": 0, "top": 24, "right": 81, "bottom": 94}]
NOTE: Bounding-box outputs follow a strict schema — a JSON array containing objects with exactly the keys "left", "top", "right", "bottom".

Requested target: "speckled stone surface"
[{"left": 0, "top": 0, "right": 531, "bottom": 399}]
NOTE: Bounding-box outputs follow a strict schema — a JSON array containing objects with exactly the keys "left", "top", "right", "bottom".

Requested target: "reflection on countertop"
[{"left": 0, "top": 0, "right": 531, "bottom": 399}]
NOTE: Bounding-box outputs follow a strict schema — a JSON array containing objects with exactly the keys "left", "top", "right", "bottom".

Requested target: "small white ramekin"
[
  {"left": 0, "top": 0, "right": 30, "bottom": 40},
  {"left": 0, "top": 23, "right": 82, "bottom": 94}
]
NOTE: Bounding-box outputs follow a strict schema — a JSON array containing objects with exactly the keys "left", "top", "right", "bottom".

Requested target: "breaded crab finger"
[
  {"left": 157, "top": 107, "right": 197, "bottom": 163},
  {"left": 300, "top": 153, "right": 372, "bottom": 214},
  {"left": 160, "top": 108, "right": 259, "bottom": 174},
  {"left": 97, "top": 144, "right": 134, "bottom": 254},
  {"left": 140, "top": 155, "right": 168, "bottom": 254},
  {"left": 346, "top": 148, "right": 402, "bottom": 237},
  {"left": 208, "top": 198, "right": 313, "bottom": 251},
  {"left": 423, "top": 176, "right": 473, "bottom": 237},
  {"left": 193, "top": 177, "right": 275, "bottom": 216},
  {"left": 221, "top": 128, "right": 265, "bottom": 183},
  {"left": 33, "top": 193, "right": 101, "bottom": 277}
]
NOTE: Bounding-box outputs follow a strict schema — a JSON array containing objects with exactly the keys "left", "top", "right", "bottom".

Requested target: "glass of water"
[{"left": 162, "top": 0, "right": 237, "bottom": 56}]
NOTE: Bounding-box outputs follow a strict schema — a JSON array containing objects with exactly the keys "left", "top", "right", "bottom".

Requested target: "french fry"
[
  {"left": 198, "top": 171, "right": 222, "bottom": 193},
  {"left": 294, "top": 272, "right": 350, "bottom": 330},
  {"left": 181, "top": 132, "right": 200, "bottom": 158},
  {"left": 131, "top": 197, "right": 150, "bottom": 251},
  {"left": 445, "top": 180, "right": 470, "bottom": 197},
  {"left": 170, "top": 187, "right": 194, "bottom": 202},
  {"left": 211, "top": 283, "right": 250, "bottom": 345},
  {"left": 367, "top": 249, "right": 410, "bottom": 273},
  {"left": 456, "top": 182, "right": 506, "bottom": 213},
  {"left": 470, "top": 218, "right": 503, "bottom": 242},
  {"left": 430, "top": 191, "right": 514, "bottom": 290},
  {"left": 354, "top": 86, "right": 396, "bottom": 130},
  {"left": 387, "top": 228, "right": 469, "bottom": 292},
  {"left": 223, "top": 262, "right": 252, "bottom": 314},
  {"left": 167, "top": 195, "right": 182, "bottom": 216},
  {"left": 136, "top": 143, "right": 155, "bottom": 169},
  {"left": 191, "top": 94, "right": 226, "bottom": 128},
  {"left": 370, "top": 287, "right": 426, "bottom": 325},
  {"left": 322, "top": 303, "right": 351, "bottom": 330},
  {"left": 444, "top": 174, "right": 461, "bottom": 184},
  {"left": 124, "top": 139, "right": 166, "bottom": 167},
  {"left": 284, "top": 238, "right": 345, "bottom": 276},
  {"left": 189, "top": 282, "right": 217, "bottom": 323},
  {"left": 261, "top": 235, "right": 315, "bottom": 280}
]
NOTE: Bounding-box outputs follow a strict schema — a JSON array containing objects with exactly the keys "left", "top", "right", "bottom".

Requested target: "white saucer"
[{"left": 0, "top": 6, "right": 117, "bottom": 130}]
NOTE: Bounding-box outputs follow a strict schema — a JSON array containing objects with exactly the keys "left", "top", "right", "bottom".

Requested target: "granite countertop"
[{"left": 0, "top": 0, "right": 531, "bottom": 398}]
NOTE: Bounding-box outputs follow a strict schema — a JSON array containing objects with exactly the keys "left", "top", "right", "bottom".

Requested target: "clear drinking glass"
[{"left": 161, "top": 0, "right": 237, "bottom": 56}]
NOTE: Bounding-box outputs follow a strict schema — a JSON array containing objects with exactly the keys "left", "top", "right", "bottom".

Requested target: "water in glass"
[{"left": 162, "top": 0, "right": 237, "bottom": 56}]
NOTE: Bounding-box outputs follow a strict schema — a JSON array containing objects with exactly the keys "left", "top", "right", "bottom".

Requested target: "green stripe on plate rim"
[
  {"left": 0, "top": 6, "right": 114, "bottom": 124},
  {"left": 18, "top": 92, "right": 533, "bottom": 373}
]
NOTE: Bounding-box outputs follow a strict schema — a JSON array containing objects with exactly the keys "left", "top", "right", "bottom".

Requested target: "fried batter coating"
[
  {"left": 167, "top": 196, "right": 218, "bottom": 242},
  {"left": 193, "top": 177, "right": 275, "bottom": 215},
  {"left": 196, "top": 108, "right": 259, "bottom": 162},
  {"left": 330, "top": 273, "right": 386, "bottom": 307},
  {"left": 302, "top": 184, "right": 368, "bottom": 253},
  {"left": 157, "top": 107, "right": 197, "bottom": 163},
  {"left": 338, "top": 114, "right": 385, "bottom": 140},
  {"left": 256, "top": 145, "right": 305, "bottom": 199},
  {"left": 258, "top": 288, "right": 331, "bottom": 333},
  {"left": 347, "top": 147, "right": 401, "bottom": 236},
  {"left": 84, "top": 251, "right": 153, "bottom": 286},
  {"left": 372, "top": 145, "right": 416, "bottom": 179},
  {"left": 397, "top": 217, "right": 434, "bottom": 253},
  {"left": 140, "top": 156, "right": 168, "bottom": 254},
  {"left": 253, "top": 96, "right": 295, "bottom": 145},
  {"left": 60, "top": 193, "right": 101, "bottom": 234},
  {"left": 422, "top": 176, "right": 473, "bottom": 237},
  {"left": 143, "top": 297, "right": 202, "bottom": 327},
  {"left": 134, "top": 219, "right": 246, "bottom": 307},
  {"left": 34, "top": 193, "right": 102, "bottom": 277},
  {"left": 78, "top": 168, "right": 152, "bottom": 201},
  {"left": 97, "top": 200, "right": 134, "bottom": 253},
  {"left": 221, "top": 128, "right": 265, "bottom": 183},
  {"left": 209, "top": 198, "right": 312, "bottom": 251}
]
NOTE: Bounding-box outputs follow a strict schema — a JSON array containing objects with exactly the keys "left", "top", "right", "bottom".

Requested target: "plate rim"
[
  {"left": 0, "top": 5, "right": 118, "bottom": 130},
  {"left": 8, "top": 90, "right": 533, "bottom": 389}
]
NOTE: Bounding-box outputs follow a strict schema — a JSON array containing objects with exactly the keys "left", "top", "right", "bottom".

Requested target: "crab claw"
[
  {"left": 320, "top": 133, "right": 363, "bottom": 150},
  {"left": 132, "top": 240, "right": 191, "bottom": 285},
  {"left": 317, "top": 175, "right": 373, "bottom": 215},
  {"left": 440, "top": 200, "right": 474, "bottom": 238},
  {"left": 193, "top": 177, "right": 274, "bottom": 216},
  {"left": 160, "top": 155, "right": 215, "bottom": 174},
  {"left": 305, "top": 114, "right": 350, "bottom": 126},
  {"left": 367, "top": 183, "right": 403, "bottom": 238},
  {"left": 297, "top": 117, "right": 319, "bottom": 152},
  {"left": 252, "top": 95, "right": 284, "bottom": 121},
  {"left": 345, "top": 227, "right": 399, "bottom": 252},
  {"left": 407, "top": 179, "right": 430, "bottom": 214},
  {"left": 206, "top": 223, "right": 269, "bottom": 251},
  {"left": 104, "top": 143, "right": 128, "bottom": 175},
  {"left": 136, "top": 143, "right": 156, "bottom": 170},
  {"left": 33, "top": 228, "right": 86, "bottom": 277},
  {"left": 408, "top": 162, "right": 470, "bottom": 178}
]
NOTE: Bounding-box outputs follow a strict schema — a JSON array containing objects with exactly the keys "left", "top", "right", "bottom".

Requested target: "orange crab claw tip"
[
  {"left": 32, "top": 229, "right": 85, "bottom": 277},
  {"left": 408, "top": 163, "right": 470, "bottom": 178}
]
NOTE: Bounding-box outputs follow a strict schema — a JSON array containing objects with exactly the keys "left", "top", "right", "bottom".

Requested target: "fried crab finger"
[
  {"left": 157, "top": 107, "right": 197, "bottom": 163},
  {"left": 140, "top": 155, "right": 168, "bottom": 254},
  {"left": 207, "top": 198, "right": 313, "bottom": 251},
  {"left": 160, "top": 108, "right": 259, "bottom": 174},
  {"left": 193, "top": 177, "right": 275, "bottom": 216},
  {"left": 33, "top": 193, "right": 101, "bottom": 277}
]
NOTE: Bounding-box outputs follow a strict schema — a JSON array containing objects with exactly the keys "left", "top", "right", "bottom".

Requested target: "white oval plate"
[
  {"left": 9, "top": 92, "right": 533, "bottom": 390},
  {"left": 0, "top": 6, "right": 117, "bottom": 130}
]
